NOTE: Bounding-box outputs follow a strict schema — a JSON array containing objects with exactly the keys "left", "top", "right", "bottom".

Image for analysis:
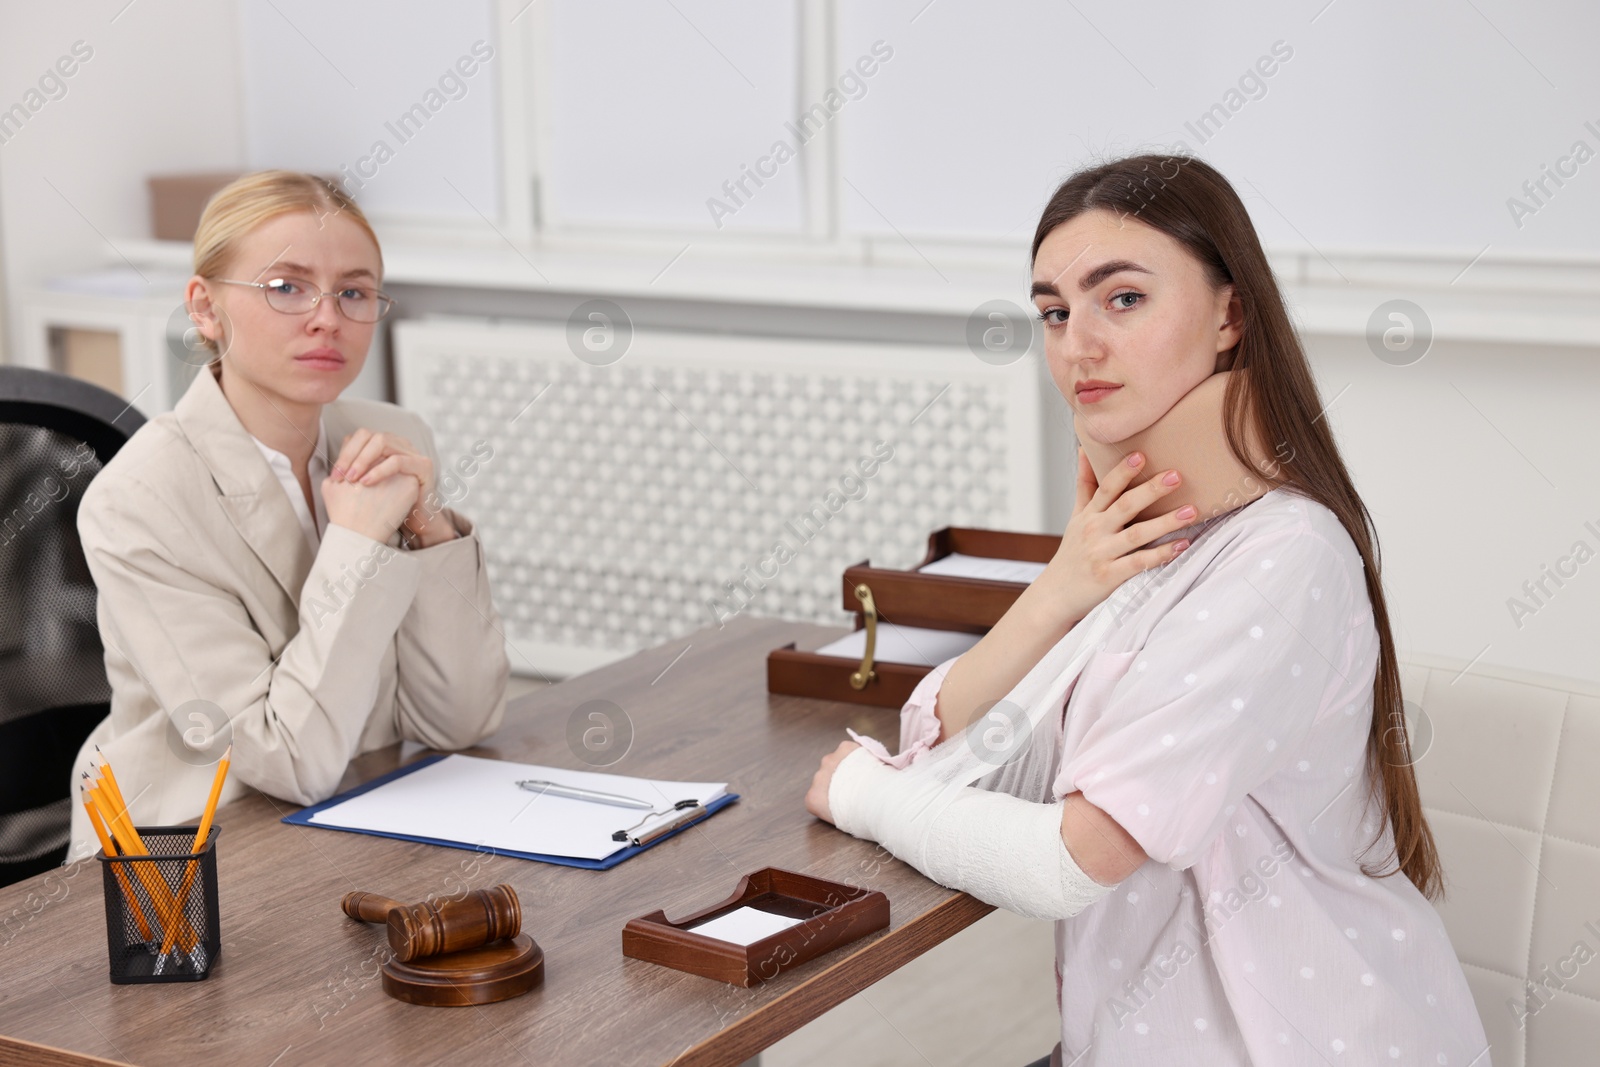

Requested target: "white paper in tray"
[
  {"left": 813, "top": 623, "right": 982, "bottom": 668},
  {"left": 916, "top": 552, "right": 1048, "bottom": 584},
  {"left": 688, "top": 907, "right": 807, "bottom": 946}
]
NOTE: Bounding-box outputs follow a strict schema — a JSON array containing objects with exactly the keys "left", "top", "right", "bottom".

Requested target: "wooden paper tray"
[
  {"left": 841, "top": 526, "right": 1058, "bottom": 630},
  {"left": 767, "top": 643, "right": 929, "bottom": 708},
  {"left": 767, "top": 526, "right": 1058, "bottom": 707},
  {"left": 621, "top": 868, "right": 890, "bottom": 987}
]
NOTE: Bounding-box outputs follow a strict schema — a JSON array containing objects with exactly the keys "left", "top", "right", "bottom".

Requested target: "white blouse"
[{"left": 248, "top": 419, "right": 330, "bottom": 552}]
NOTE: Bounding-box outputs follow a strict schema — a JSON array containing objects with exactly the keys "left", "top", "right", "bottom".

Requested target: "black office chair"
[{"left": 0, "top": 366, "right": 145, "bottom": 888}]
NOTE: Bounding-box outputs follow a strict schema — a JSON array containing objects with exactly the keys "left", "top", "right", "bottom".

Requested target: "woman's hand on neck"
[{"left": 1075, "top": 369, "right": 1277, "bottom": 525}]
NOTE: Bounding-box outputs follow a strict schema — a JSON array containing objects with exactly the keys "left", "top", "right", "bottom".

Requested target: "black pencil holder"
[{"left": 98, "top": 825, "right": 222, "bottom": 983}]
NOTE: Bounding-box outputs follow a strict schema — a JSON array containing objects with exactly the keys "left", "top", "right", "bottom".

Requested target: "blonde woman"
[{"left": 66, "top": 171, "right": 509, "bottom": 859}]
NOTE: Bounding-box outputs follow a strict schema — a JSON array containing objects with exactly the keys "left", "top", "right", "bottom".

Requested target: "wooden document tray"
[
  {"left": 767, "top": 526, "right": 1058, "bottom": 708},
  {"left": 621, "top": 868, "right": 890, "bottom": 987}
]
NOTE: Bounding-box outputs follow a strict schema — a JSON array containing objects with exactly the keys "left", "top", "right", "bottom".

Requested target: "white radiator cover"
[{"left": 393, "top": 316, "right": 1045, "bottom": 677}]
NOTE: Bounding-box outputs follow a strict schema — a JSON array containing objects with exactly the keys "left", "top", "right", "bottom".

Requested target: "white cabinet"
[{"left": 15, "top": 270, "right": 198, "bottom": 417}]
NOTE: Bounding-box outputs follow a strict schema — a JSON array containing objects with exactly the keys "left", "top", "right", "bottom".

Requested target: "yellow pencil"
[
  {"left": 159, "top": 745, "right": 232, "bottom": 956},
  {"left": 82, "top": 787, "right": 155, "bottom": 942},
  {"left": 92, "top": 747, "right": 133, "bottom": 826},
  {"left": 192, "top": 744, "right": 231, "bottom": 851},
  {"left": 88, "top": 777, "right": 195, "bottom": 953},
  {"left": 87, "top": 784, "right": 176, "bottom": 938}
]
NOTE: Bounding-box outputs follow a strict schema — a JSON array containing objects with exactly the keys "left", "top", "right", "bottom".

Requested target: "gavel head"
[{"left": 385, "top": 884, "right": 522, "bottom": 963}]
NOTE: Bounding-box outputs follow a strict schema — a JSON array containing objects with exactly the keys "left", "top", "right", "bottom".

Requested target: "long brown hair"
[{"left": 1031, "top": 152, "right": 1443, "bottom": 901}]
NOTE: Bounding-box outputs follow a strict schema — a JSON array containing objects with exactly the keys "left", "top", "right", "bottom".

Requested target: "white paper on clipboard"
[{"left": 306, "top": 754, "right": 728, "bottom": 861}]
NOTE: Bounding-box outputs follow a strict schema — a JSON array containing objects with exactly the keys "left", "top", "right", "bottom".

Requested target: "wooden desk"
[{"left": 0, "top": 617, "right": 993, "bottom": 1067}]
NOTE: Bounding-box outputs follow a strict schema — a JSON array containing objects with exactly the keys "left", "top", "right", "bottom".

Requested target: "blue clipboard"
[{"left": 280, "top": 754, "right": 741, "bottom": 871}]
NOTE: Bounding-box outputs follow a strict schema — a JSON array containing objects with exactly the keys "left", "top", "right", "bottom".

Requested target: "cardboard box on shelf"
[{"left": 146, "top": 172, "right": 247, "bottom": 242}]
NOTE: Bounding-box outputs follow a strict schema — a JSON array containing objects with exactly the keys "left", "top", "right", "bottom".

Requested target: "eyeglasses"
[{"left": 211, "top": 276, "right": 395, "bottom": 324}]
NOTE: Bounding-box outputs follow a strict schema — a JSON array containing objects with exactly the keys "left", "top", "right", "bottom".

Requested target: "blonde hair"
[{"left": 192, "top": 170, "right": 382, "bottom": 355}]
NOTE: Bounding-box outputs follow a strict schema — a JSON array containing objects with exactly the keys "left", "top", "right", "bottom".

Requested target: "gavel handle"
[{"left": 343, "top": 890, "right": 404, "bottom": 924}]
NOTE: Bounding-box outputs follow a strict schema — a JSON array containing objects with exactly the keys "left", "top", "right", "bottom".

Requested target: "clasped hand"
[{"left": 321, "top": 429, "right": 457, "bottom": 548}]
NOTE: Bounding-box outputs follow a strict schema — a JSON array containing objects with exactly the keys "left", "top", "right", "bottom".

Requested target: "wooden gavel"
[{"left": 342, "top": 885, "right": 522, "bottom": 964}]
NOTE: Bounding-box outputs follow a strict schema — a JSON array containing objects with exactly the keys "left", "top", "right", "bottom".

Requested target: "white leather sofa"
[{"left": 1402, "top": 651, "right": 1600, "bottom": 1066}]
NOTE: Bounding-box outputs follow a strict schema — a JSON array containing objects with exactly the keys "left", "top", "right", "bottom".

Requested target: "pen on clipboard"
[
  {"left": 516, "top": 779, "right": 654, "bottom": 810},
  {"left": 612, "top": 799, "right": 707, "bottom": 847}
]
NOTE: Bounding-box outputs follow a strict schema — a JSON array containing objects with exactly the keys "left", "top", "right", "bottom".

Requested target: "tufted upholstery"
[{"left": 1401, "top": 651, "right": 1600, "bottom": 1066}]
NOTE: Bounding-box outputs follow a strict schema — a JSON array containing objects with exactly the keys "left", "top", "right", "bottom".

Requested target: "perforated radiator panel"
[{"left": 394, "top": 317, "right": 1044, "bottom": 676}]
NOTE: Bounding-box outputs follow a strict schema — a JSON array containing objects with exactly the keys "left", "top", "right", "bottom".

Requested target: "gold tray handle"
[{"left": 849, "top": 582, "right": 877, "bottom": 690}]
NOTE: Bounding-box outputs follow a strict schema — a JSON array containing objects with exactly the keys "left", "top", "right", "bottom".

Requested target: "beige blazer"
[{"left": 66, "top": 363, "right": 510, "bottom": 859}]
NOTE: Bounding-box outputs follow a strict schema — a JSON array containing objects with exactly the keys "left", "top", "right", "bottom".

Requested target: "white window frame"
[{"left": 468, "top": 0, "right": 1028, "bottom": 274}]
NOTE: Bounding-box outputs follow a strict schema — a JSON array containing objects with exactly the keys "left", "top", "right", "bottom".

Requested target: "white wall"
[
  {"left": 0, "top": 0, "right": 246, "bottom": 359},
  {"left": 1313, "top": 334, "right": 1596, "bottom": 682},
  {"left": 834, "top": 0, "right": 1600, "bottom": 254},
  {"left": 236, "top": 0, "right": 499, "bottom": 225}
]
